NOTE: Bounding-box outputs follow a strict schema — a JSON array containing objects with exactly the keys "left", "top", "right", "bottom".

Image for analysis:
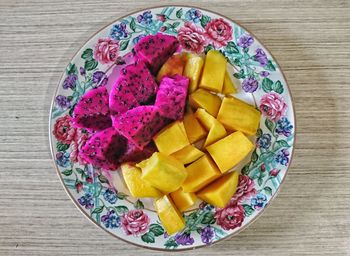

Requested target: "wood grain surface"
[{"left": 1, "top": 0, "right": 350, "bottom": 255}]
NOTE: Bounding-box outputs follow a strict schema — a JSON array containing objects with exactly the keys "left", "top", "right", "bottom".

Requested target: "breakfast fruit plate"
[{"left": 49, "top": 6, "right": 295, "bottom": 250}]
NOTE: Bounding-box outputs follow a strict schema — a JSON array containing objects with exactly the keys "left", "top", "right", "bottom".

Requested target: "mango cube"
[
  {"left": 197, "top": 171, "right": 239, "bottom": 208},
  {"left": 137, "top": 152, "right": 187, "bottom": 193},
  {"left": 199, "top": 50, "right": 227, "bottom": 93},
  {"left": 171, "top": 144, "right": 204, "bottom": 165},
  {"left": 179, "top": 121, "right": 187, "bottom": 138},
  {"left": 203, "top": 121, "right": 227, "bottom": 147},
  {"left": 155, "top": 195, "right": 185, "bottom": 235},
  {"left": 217, "top": 97, "right": 261, "bottom": 135},
  {"left": 121, "top": 163, "right": 162, "bottom": 198},
  {"left": 194, "top": 108, "right": 217, "bottom": 131},
  {"left": 184, "top": 54, "right": 204, "bottom": 93},
  {"left": 206, "top": 131, "right": 254, "bottom": 173},
  {"left": 194, "top": 108, "right": 227, "bottom": 147},
  {"left": 182, "top": 154, "right": 221, "bottom": 192},
  {"left": 183, "top": 113, "right": 207, "bottom": 143},
  {"left": 170, "top": 188, "right": 197, "bottom": 212},
  {"left": 153, "top": 121, "right": 190, "bottom": 155},
  {"left": 189, "top": 89, "right": 222, "bottom": 117},
  {"left": 156, "top": 53, "right": 186, "bottom": 82},
  {"left": 222, "top": 70, "right": 237, "bottom": 95}
]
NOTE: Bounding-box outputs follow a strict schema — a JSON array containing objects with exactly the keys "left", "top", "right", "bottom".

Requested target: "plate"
[{"left": 49, "top": 5, "right": 295, "bottom": 250}]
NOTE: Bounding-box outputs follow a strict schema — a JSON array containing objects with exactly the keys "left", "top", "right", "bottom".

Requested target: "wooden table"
[{"left": 1, "top": 0, "right": 349, "bottom": 255}]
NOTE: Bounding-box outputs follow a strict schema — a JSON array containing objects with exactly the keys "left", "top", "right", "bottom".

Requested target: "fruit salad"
[{"left": 72, "top": 33, "right": 261, "bottom": 235}]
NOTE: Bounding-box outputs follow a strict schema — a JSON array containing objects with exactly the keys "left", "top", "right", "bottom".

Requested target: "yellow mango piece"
[
  {"left": 183, "top": 113, "right": 207, "bottom": 143},
  {"left": 137, "top": 152, "right": 187, "bottom": 193},
  {"left": 171, "top": 144, "right": 205, "bottom": 165},
  {"left": 217, "top": 97, "right": 261, "bottom": 135},
  {"left": 197, "top": 171, "right": 239, "bottom": 208},
  {"left": 121, "top": 163, "right": 162, "bottom": 198},
  {"left": 194, "top": 108, "right": 227, "bottom": 146},
  {"left": 203, "top": 121, "right": 227, "bottom": 147},
  {"left": 182, "top": 154, "right": 221, "bottom": 192},
  {"left": 179, "top": 121, "right": 187, "bottom": 138},
  {"left": 194, "top": 108, "right": 217, "bottom": 131},
  {"left": 222, "top": 70, "right": 237, "bottom": 95},
  {"left": 153, "top": 121, "right": 190, "bottom": 155},
  {"left": 189, "top": 89, "right": 222, "bottom": 117},
  {"left": 206, "top": 131, "right": 254, "bottom": 173},
  {"left": 156, "top": 53, "right": 186, "bottom": 82},
  {"left": 170, "top": 188, "right": 197, "bottom": 212},
  {"left": 199, "top": 50, "right": 227, "bottom": 93},
  {"left": 155, "top": 195, "right": 185, "bottom": 235},
  {"left": 184, "top": 55, "right": 204, "bottom": 93}
]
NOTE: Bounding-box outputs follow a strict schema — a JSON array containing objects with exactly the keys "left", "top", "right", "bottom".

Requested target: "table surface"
[{"left": 1, "top": 0, "right": 350, "bottom": 255}]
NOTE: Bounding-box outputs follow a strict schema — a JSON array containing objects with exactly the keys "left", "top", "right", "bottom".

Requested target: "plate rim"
[{"left": 48, "top": 4, "right": 297, "bottom": 251}]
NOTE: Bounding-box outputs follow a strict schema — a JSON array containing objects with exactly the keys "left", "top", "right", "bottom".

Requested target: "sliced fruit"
[
  {"left": 121, "top": 163, "right": 162, "bottom": 198},
  {"left": 199, "top": 50, "right": 227, "bottom": 93},
  {"left": 206, "top": 131, "right": 254, "bottom": 173},
  {"left": 182, "top": 154, "right": 221, "bottom": 192},
  {"left": 155, "top": 195, "right": 185, "bottom": 235},
  {"left": 222, "top": 70, "right": 237, "bottom": 95},
  {"left": 194, "top": 108, "right": 217, "bottom": 131},
  {"left": 183, "top": 113, "right": 207, "bottom": 143},
  {"left": 170, "top": 188, "right": 197, "bottom": 212},
  {"left": 217, "top": 97, "right": 261, "bottom": 135},
  {"left": 153, "top": 121, "right": 190, "bottom": 155},
  {"left": 183, "top": 54, "right": 204, "bottom": 93},
  {"left": 171, "top": 145, "right": 205, "bottom": 165},
  {"left": 156, "top": 53, "right": 187, "bottom": 82},
  {"left": 133, "top": 33, "right": 179, "bottom": 74},
  {"left": 137, "top": 152, "right": 187, "bottom": 193},
  {"left": 189, "top": 89, "right": 222, "bottom": 117},
  {"left": 203, "top": 121, "right": 227, "bottom": 147},
  {"left": 155, "top": 75, "right": 189, "bottom": 121},
  {"left": 197, "top": 171, "right": 239, "bottom": 208}
]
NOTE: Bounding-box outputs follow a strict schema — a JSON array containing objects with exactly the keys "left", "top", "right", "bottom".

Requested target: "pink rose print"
[
  {"left": 269, "top": 168, "right": 280, "bottom": 177},
  {"left": 70, "top": 129, "right": 90, "bottom": 165},
  {"left": 53, "top": 115, "right": 76, "bottom": 144},
  {"left": 205, "top": 18, "right": 233, "bottom": 48},
  {"left": 94, "top": 38, "right": 119, "bottom": 64},
  {"left": 215, "top": 204, "right": 245, "bottom": 231},
  {"left": 230, "top": 175, "right": 256, "bottom": 204},
  {"left": 177, "top": 22, "right": 206, "bottom": 54},
  {"left": 259, "top": 92, "right": 287, "bottom": 121},
  {"left": 121, "top": 209, "right": 150, "bottom": 236}
]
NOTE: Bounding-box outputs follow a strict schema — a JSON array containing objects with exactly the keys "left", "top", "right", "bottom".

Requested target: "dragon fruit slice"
[
  {"left": 72, "top": 86, "right": 112, "bottom": 131},
  {"left": 133, "top": 33, "right": 179, "bottom": 74},
  {"left": 119, "top": 141, "right": 157, "bottom": 163},
  {"left": 104, "top": 52, "right": 134, "bottom": 93},
  {"left": 109, "top": 77, "right": 140, "bottom": 118},
  {"left": 79, "top": 127, "right": 127, "bottom": 170},
  {"left": 155, "top": 75, "right": 189, "bottom": 120},
  {"left": 109, "top": 60, "right": 158, "bottom": 118},
  {"left": 114, "top": 106, "right": 170, "bottom": 149},
  {"left": 120, "top": 60, "right": 158, "bottom": 104}
]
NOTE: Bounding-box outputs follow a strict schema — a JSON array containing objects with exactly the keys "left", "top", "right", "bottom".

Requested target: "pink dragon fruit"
[
  {"left": 72, "top": 86, "right": 112, "bottom": 131},
  {"left": 120, "top": 60, "right": 158, "bottom": 104},
  {"left": 109, "top": 77, "right": 140, "bottom": 118},
  {"left": 109, "top": 60, "right": 158, "bottom": 118},
  {"left": 113, "top": 106, "right": 170, "bottom": 149},
  {"left": 133, "top": 33, "right": 179, "bottom": 74},
  {"left": 104, "top": 52, "right": 134, "bottom": 93},
  {"left": 155, "top": 75, "right": 189, "bottom": 120},
  {"left": 119, "top": 141, "right": 157, "bottom": 163},
  {"left": 79, "top": 127, "right": 127, "bottom": 170}
]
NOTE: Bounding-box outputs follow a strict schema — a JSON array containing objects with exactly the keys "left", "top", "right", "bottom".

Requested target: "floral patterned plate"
[{"left": 49, "top": 6, "right": 295, "bottom": 251}]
